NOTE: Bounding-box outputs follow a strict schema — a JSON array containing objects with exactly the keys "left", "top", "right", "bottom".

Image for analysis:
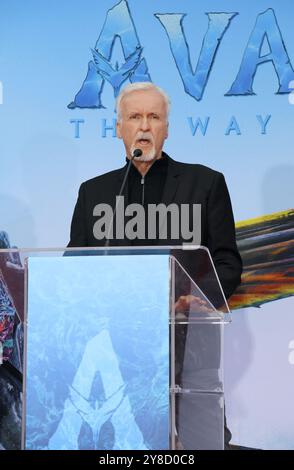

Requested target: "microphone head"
[{"left": 132, "top": 148, "right": 143, "bottom": 159}]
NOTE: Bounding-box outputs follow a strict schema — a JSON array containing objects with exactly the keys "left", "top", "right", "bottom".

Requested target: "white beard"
[
  {"left": 130, "top": 142, "right": 156, "bottom": 162},
  {"left": 130, "top": 131, "right": 157, "bottom": 162},
  {"left": 133, "top": 147, "right": 156, "bottom": 162}
]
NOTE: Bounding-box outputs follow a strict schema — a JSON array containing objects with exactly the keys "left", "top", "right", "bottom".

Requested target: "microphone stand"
[{"left": 104, "top": 149, "right": 142, "bottom": 251}]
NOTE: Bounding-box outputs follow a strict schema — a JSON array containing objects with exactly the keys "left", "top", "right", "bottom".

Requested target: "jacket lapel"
[{"left": 161, "top": 155, "right": 181, "bottom": 205}]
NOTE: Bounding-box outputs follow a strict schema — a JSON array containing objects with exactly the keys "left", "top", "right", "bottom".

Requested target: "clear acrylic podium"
[{"left": 0, "top": 246, "right": 230, "bottom": 450}]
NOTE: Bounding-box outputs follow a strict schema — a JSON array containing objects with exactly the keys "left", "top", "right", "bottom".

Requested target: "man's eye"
[
  {"left": 130, "top": 114, "right": 140, "bottom": 120},
  {"left": 152, "top": 115, "right": 159, "bottom": 119}
]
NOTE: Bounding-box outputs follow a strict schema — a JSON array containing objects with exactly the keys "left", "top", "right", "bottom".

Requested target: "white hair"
[{"left": 116, "top": 82, "right": 170, "bottom": 122}]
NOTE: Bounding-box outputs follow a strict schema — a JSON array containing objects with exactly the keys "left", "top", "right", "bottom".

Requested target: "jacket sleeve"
[
  {"left": 206, "top": 172, "right": 242, "bottom": 299},
  {"left": 67, "top": 183, "right": 88, "bottom": 247}
]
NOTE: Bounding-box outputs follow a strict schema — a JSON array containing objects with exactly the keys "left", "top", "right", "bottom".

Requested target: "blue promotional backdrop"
[{"left": 0, "top": 0, "right": 294, "bottom": 449}]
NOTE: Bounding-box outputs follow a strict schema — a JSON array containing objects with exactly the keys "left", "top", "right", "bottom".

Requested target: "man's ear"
[
  {"left": 165, "top": 122, "right": 169, "bottom": 139},
  {"left": 116, "top": 120, "right": 122, "bottom": 139}
]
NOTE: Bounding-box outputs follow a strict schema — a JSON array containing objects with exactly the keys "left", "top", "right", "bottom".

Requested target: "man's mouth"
[{"left": 137, "top": 138, "right": 151, "bottom": 145}]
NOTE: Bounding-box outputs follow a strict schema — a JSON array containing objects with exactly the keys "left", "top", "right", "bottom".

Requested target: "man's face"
[{"left": 116, "top": 89, "right": 169, "bottom": 161}]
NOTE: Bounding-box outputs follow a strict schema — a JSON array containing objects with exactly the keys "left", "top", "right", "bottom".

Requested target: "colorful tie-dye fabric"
[{"left": 0, "top": 276, "right": 16, "bottom": 362}]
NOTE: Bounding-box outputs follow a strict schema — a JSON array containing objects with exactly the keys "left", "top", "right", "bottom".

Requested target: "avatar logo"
[{"left": 68, "top": 0, "right": 294, "bottom": 109}]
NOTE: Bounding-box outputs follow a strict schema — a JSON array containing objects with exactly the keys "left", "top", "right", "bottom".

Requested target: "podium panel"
[{"left": 24, "top": 254, "right": 170, "bottom": 450}]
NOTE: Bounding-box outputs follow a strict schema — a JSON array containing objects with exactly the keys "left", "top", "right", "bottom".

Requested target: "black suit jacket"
[{"left": 68, "top": 154, "right": 242, "bottom": 299}]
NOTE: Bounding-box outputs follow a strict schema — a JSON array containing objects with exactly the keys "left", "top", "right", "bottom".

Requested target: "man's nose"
[{"left": 140, "top": 116, "right": 150, "bottom": 131}]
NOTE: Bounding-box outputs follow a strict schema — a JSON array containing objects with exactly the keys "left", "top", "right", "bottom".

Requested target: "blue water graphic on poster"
[{"left": 25, "top": 254, "right": 169, "bottom": 450}]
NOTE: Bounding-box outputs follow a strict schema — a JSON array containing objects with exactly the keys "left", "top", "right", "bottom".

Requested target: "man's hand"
[{"left": 174, "top": 295, "right": 214, "bottom": 316}]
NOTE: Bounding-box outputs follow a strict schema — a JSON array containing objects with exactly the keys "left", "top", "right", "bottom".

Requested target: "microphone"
[
  {"left": 115, "top": 148, "right": 142, "bottom": 201},
  {"left": 104, "top": 148, "right": 142, "bottom": 248},
  {"left": 132, "top": 148, "right": 143, "bottom": 159}
]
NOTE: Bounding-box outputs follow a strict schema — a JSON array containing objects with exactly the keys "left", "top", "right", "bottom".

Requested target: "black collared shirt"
[
  {"left": 127, "top": 154, "right": 169, "bottom": 207},
  {"left": 125, "top": 154, "right": 169, "bottom": 245}
]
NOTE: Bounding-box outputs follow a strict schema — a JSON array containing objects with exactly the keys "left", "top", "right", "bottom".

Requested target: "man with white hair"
[
  {"left": 69, "top": 82, "right": 241, "bottom": 300},
  {"left": 68, "top": 82, "right": 242, "bottom": 450}
]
